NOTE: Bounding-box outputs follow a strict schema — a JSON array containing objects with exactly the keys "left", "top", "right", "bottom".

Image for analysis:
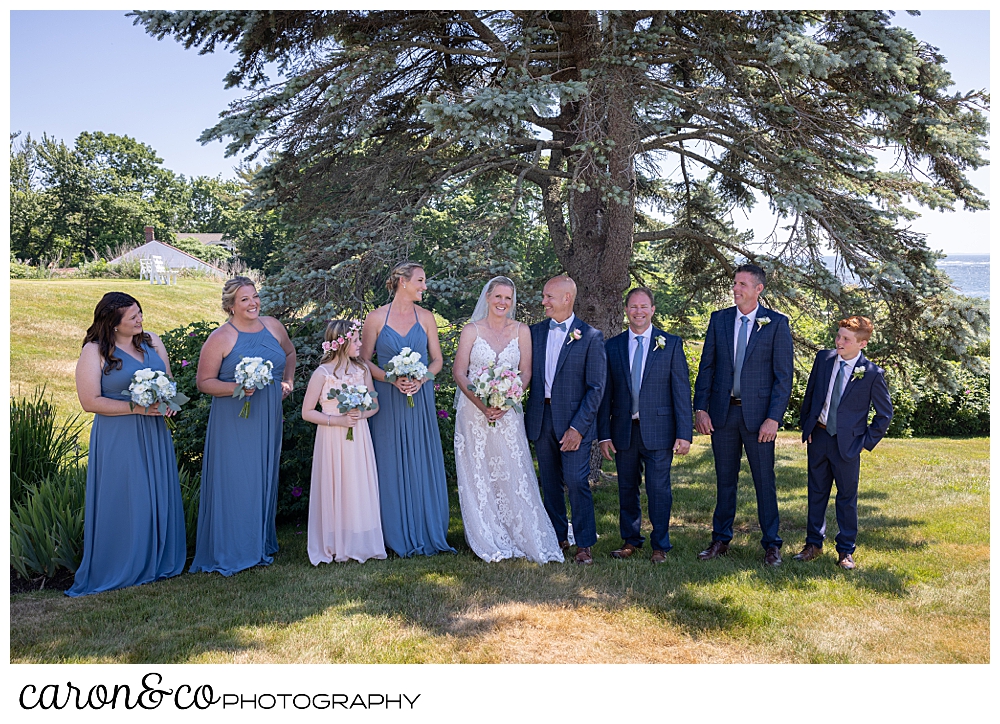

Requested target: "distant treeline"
[{"left": 9, "top": 130, "right": 288, "bottom": 272}]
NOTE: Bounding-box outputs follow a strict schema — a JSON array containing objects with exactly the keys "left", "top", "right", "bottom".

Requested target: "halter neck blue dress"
[
  {"left": 190, "top": 321, "right": 285, "bottom": 576},
  {"left": 368, "top": 304, "right": 455, "bottom": 557},
  {"left": 67, "top": 342, "right": 186, "bottom": 596}
]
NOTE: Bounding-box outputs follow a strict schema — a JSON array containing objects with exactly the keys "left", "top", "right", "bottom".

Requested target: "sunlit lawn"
[
  {"left": 10, "top": 434, "right": 988, "bottom": 664},
  {"left": 9, "top": 279, "right": 227, "bottom": 428}
]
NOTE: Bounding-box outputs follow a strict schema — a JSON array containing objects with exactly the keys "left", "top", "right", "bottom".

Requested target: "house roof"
[
  {"left": 174, "top": 232, "right": 229, "bottom": 246},
  {"left": 109, "top": 240, "right": 226, "bottom": 274}
]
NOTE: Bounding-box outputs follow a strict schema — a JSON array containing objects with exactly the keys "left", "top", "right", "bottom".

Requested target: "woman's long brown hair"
[{"left": 82, "top": 292, "right": 152, "bottom": 374}]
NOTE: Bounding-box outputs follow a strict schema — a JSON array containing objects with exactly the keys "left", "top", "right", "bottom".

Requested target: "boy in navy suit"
[{"left": 797, "top": 315, "right": 893, "bottom": 569}]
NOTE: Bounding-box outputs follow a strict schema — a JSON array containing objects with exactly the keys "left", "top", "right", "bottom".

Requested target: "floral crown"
[{"left": 322, "top": 320, "right": 362, "bottom": 353}]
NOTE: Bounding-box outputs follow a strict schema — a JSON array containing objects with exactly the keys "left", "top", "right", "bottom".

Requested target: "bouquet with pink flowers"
[{"left": 466, "top": 361, "right": 525, "bottom": 427}]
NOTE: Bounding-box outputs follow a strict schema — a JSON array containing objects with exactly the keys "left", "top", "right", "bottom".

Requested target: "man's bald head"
[{"left": 542, "top": 275, "right": 577, "bottom": 322}]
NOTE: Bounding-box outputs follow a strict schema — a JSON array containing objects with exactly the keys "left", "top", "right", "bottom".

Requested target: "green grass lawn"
[
  {"left": 10, "top": 433, "right": 988, "bottom": 664},
  {"left": 9, "top": 279, "right": 227, "bottom": 425}
]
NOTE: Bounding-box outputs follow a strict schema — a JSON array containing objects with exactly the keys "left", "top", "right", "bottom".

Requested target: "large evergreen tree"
[{"left": 133, "top": 9, "right": 988, "bottom": 381}]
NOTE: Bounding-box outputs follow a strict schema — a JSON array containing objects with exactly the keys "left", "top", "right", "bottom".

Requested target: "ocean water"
[
  {"left": 822, "top": 254, "right": 989, "bottom": 299},
  {"left": 937, "top": 254, "right": 989, "bottom": 299}
]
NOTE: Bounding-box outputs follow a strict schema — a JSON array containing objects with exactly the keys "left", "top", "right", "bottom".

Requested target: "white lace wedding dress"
[{"left": 454, "top": 334, "right": 565, "bottom": 564}]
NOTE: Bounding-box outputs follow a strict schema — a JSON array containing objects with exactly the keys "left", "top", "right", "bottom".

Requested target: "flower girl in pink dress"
[{"left": 301, "top": 320, "right": 386, "bottom": 564}]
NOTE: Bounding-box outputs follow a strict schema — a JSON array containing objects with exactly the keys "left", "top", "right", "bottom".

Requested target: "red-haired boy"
[{"left": 797, "top": 316, "right": 893, "bottom": 569}]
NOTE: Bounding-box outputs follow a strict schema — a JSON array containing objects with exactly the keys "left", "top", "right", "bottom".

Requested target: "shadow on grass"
[{"left": 16, "top": 434, "right": 976, "bottom": 663}]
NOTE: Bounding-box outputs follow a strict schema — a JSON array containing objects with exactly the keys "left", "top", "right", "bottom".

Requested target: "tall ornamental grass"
[
  {"left": 10, "top": 465, "right": 87, "bottom": 580},
  {"left": 10, "top": 386, "right": 84, "bottom": 506}
]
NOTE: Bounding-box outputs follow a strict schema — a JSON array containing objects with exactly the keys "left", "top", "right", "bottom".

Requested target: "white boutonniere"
[
  {"left": 852, "top": 366, "right": 866, "bottom": 381},
  {"left": 756, "top": 316, "right": 771, "bottom": 329},
  {"left": 566, "top": 329, "right": 582, "bottom": 345},
  {"left": 655, "top": 335, "right": 666, "bottom": 350}
]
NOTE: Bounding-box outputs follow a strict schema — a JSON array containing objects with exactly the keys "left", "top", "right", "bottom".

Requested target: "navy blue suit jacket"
[
  {"left": 800, "top": 350, "right": 893, "bottom": 460},
  {"left": 525, "top": 317, "right": 607, "bottom": 442},
  {"left": 597, "top": 328, "right": 692, "bottom": 451},
  {"left": 693, "top": 305, "right": 794, "bottom": 431}
]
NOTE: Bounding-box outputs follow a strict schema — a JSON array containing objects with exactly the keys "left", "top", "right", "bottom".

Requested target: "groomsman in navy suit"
[
  {"left": 525, "top": 276, "right": 607, "bottom": 565},
  {"left": 598, "top": 288, "right": 692, "bottom": 563},
  {"left": 796, "top": 315, "right": 892, "bottom": 569},
  {"left": 693, "top": 264, "right": 794, "bottom": 566}
]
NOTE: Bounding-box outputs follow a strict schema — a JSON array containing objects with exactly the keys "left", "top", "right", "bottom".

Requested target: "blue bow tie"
[{"left": 549, "top": 320, "right": 567, "bottom": 332}]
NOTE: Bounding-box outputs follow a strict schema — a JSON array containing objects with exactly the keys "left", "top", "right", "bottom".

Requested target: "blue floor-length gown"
[
  {"left": 369, "top": 305, "right": 455, "bottom": 557},
  {"left": 67, "top": 343, "right": 186, "bottom": 597},
  {"left": 190, "top": 322, "right": 285, "bottom": 576}
]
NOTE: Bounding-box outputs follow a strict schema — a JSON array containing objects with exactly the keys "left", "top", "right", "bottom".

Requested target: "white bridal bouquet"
[
  {"left": 327, "top": 383, "right": 379, "bottom": 440},
  {"left": 467, "top": 361, "right": 525, "bottom": 427},
  {"left": 121, "top": 368, "right": 190, "bottom": 429},
  {"left": 383, "top": 347, "right": 432, "bottom": 407},
  {"left": 233, "top": 356, "right": 274, "bottom": 418}
]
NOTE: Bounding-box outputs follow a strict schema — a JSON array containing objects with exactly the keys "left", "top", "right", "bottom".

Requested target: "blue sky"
[{"left": 8, "top": 9, "right": 991, "bottom": 254}]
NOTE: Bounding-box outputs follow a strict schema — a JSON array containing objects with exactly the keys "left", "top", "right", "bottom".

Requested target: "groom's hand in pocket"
[
  {"left": 559, "top": 427, "right": 583, "bottom": 452},
  {"left": 599, "top": 440, "right": 616, "bottom": 461}
]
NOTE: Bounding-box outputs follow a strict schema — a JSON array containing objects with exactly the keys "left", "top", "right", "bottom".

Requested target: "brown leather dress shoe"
[
  {"left": 698, "top": 541, "right": 729, "bottom": 560},
  {"left": 559, "top": 540, "right": 571, "bottom": 552},
  {"left": 764, "top": 546, "right": 782, "bottom": 566},
  {"left": 650, "top": 550, "right": 668, "bottom": 564},
  {"left": 793, "top": 543, "right": 822, "bottom": 562},
  {"left": 574, "top": 547, "right": 593, "bottom": 565},
  {"left": 610, "top": 543, "right": 638, "bottom": 559},
  {"left": 838, "top": 552, "right": 856, "bottom": 570}
]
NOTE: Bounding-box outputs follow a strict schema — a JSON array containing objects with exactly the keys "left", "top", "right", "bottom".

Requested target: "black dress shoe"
[
  {"left": 698, "top": 541, "right": 729, "bottom": 560},
  {"left": 764, "top": 546, "right": 782, "bottom": 566}
]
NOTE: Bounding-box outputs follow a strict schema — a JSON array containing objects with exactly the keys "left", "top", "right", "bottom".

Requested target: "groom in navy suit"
[
  {"left": 598, "top": 287, "right": 692, "bottom": 563},
  {"left": 525, "top": 276, "right": 607, "bottom": 565},
  {"left": 693, "top": 264, "right": 794, "bottom": 566},
  {"left": 797, "top": 315, "right": 892, "bottom": 569}
]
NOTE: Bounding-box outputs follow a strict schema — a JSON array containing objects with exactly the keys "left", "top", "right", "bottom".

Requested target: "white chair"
[
  {"left": 151, "top": 256, "right": 180, "bottom": 285},
  {"left": 139, "top": 257, "right": 153, "bottom": 281}
]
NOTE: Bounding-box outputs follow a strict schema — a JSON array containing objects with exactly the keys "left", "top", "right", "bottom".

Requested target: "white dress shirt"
[
  {"left": 629, "top": 326, "right": 653, "bottom": 420},
  {"left": 544, "top": 313, "right": 574, "bottom": 398},
  {"left": 818, "top": 352, "right": 861, "bottom": 425}
]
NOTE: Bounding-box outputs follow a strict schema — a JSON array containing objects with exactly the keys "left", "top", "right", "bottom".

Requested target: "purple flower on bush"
[
  {"left": 181, "top": 359, "right": 190, "bottom": 367},
  {"left": 437, "top": 409, "right": 449, "bottom": 419},
  {"left": 291, "top": 486, "right": 303, "bottom": 497},
  {"left": 434, "top": 383, "right": 441, "bottom": 391},
  {"left": 965, "top": 389, "right": 973, "bottom": 395},
  {"left": 188, "top": 332, "right": 196, "bottom": 337}
]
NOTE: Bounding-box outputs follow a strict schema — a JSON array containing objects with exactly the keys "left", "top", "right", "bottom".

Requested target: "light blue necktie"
[
  {"left": 827, "top": 361, "right": 847, "bottom": 436},
  {"left": 549, "top": 320, "right": 566, "bottom": 332},
  {"left": 631, "top": 335, "right": 644, "bottom": 415},
  {"left": 733, "top": 315, "right": 749, "bottom": 399}
]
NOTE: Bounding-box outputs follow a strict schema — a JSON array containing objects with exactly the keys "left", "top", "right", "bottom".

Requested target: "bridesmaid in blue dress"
[
  {"left": 190, "top": 276, "right": 297, "bottom": 576},
  {"left": 361, "top": 261, "right": 455, "bottom": 557},
  {"left": 68, "top": 292, "right": 186, "bottom": 596}
]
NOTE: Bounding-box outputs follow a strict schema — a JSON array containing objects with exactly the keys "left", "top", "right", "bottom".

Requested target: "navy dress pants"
[
  {"left": 710, "top": 406, "right": 782, "bottom": 550},
  {"left": 535, "top": 403, "right": 597, "bottom": 548},
  {"left": 615, "top": 420, "right": 674, "bottom": 552},
  {"left": 806, "top": 426, "right": 860, "bottom": 554}
]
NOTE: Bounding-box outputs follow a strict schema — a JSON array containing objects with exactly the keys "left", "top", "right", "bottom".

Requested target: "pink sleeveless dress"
[{"left": 307, "top": 363, "right": 386, "bottom": 564}]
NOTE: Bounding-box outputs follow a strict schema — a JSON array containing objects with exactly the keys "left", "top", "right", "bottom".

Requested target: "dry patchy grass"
[{"left": 9, "top": 434, "right": 988, "bottom": 664}]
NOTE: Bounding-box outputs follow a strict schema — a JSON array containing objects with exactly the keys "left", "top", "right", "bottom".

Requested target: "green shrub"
[
  {"left": 10, "top": 464, "right": 87, "bottom": 580},
  {"left": 910, "top": 363, "right": 989, "bottom": 437},
  {"left": 10, "top": 387, "right": 85, "bottom": 506}
]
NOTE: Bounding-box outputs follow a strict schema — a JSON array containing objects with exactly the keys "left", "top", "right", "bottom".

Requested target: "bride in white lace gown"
[{"left": 452, "top": 277, "right": 565, "bottom": 564}]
